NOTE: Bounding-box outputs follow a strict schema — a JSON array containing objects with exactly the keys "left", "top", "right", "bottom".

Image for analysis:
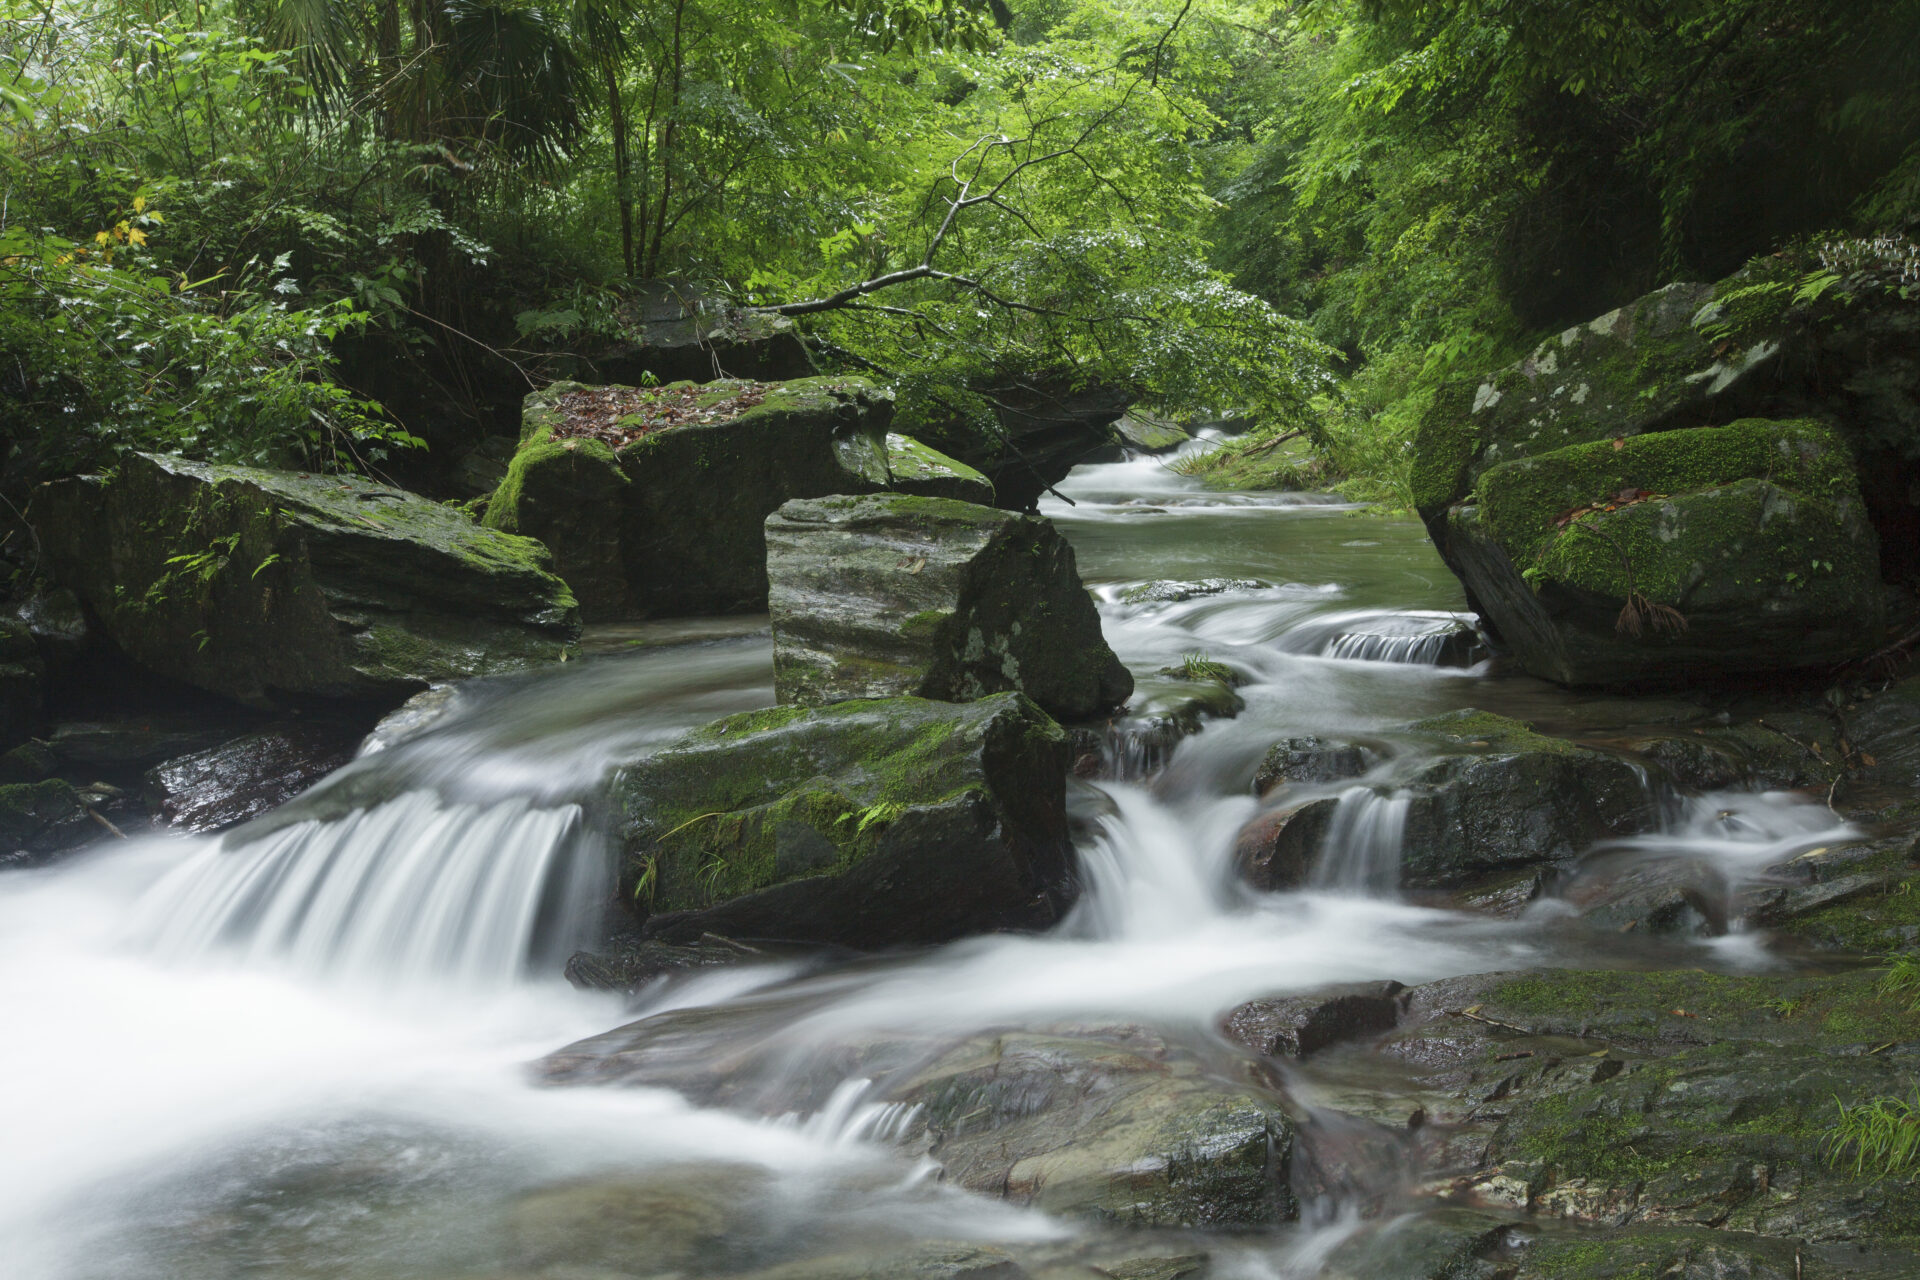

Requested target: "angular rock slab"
[
  {"left": 766, "top": 494, "right": 1132, "bottom": 720},
  {"left": 34, "top": 453, "right": 579, "bottom": 708},
  {"left": 487, "top": 376, "right": 988, "bottom": 619},
  {"left": 1444, "top": 418, "right": 1882, "bottom": 685},
  {"left": 613, "top": 692, "right": 1074, "bottom": 947}
]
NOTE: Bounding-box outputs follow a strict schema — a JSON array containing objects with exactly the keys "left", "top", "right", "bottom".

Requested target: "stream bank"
[{"left": 0, "top": 445, "right": 1915, "bottom": 1280}]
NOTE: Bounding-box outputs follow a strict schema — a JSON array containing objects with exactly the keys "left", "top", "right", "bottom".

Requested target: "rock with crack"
[
  {"left": 766, "top": 494, "right": 1131, "bottom": 720},
  {"left": 33, "top": 452, "right": 579, "bottom": 708}
]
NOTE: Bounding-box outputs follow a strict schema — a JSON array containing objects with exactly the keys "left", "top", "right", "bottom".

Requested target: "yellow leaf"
[
  {"left": 127, "top": 227, "right": 147, "bottom": 247},
  {"left": 94, "top": 231, "right": 111, "bottom": 245},
  {"left": 132, "top": 195, "right": 146, "bottom": 213}
]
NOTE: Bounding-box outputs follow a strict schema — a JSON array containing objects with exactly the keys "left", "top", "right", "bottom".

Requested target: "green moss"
[
  {"left": 1407, "top": 708, "right": 1588, "bottom": 756},
  {"left": 1408, "top": 376, "right": 1481, "bottom": 518},
  {"left": 1790, "top": 877, "right": 1920, "bottom": 953},
  {"left": 1475, "top": 418, "right": 1856, "bottom": 565},
  {"left": 627, "top": 696, "right": 1061, "bottom": 911},
  {"left": 899, "top": 609, "right": 950, "bottom": 639}
]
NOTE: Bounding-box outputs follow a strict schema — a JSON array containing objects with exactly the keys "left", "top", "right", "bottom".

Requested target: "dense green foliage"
[{"left": 2, "top": 0, "right": 1916, "bottom": 496}]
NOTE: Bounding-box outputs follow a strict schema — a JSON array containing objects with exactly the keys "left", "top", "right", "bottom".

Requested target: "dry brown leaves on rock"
[
  {"left": 1553, "top": 487, "right": 1661, "bottom": 529},
  {"left": 547, "top": 383, "right": 770, "bottom": 449}
]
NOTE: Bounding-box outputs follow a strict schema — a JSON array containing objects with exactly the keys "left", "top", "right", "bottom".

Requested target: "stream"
[{"left": 0, "top": 444, "right": 1858, "bottom": 1279}]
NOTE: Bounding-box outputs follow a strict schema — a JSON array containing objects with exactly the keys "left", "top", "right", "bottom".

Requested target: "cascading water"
[
  {"left": 132, "top": 794, "right": 599, "bottom": 983},
  {"left": 1310, "top": 786, "right": 1412, "bottom": 895},
  {"left": 0, "top": 441, "right": 1871, "bottom": 1279}
]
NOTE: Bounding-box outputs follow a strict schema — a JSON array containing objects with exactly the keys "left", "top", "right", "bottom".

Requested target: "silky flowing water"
[{"left": 0, "top": 446, "right": 1860, "bottom": 1278}]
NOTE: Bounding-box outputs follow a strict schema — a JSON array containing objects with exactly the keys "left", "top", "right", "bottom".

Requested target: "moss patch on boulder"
[
  {"left": 33, "top": 453, "right": 578, "bottom": 707},
  {"left": 613, "top": 692, "right": 1073, "bottom": 947}
]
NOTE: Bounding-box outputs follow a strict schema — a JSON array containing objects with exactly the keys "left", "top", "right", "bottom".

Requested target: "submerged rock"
[
  {"left": 1233, "top": 797, "right": 1339, "bottom": 891},
  {"left": 612, "top": 692, "right": 1075, "bottom": 947},
  {"left": 486, "top": 376, "right": 989, "bottom": 619},
  {"left": 765, "top": 494, "right": 1131, "bottom": 720},
  {"left": 899, "top": 1027, "right": 1294, "bottom": 1228},
  {"left": 1239, "top": 712, "right": 1654, "bottom": 893},
  {"left": 543, "top": 1013, "right": 1294, "bottom": 1231},
  {"left": 1222, "top": 982, "right": 1409, "bottom": 1059},
  {"left": 33, "top": 453, "right": 579, "bottom": 708},
  {"left": 1442, "top": 418, "right": 1882, "bottom": 685},
  {"left": 1115, "top": 578, "right": 1267, "bottom": 605}
]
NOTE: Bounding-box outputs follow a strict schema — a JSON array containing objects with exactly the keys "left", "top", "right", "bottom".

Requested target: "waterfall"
[
  {"left": 130, "top": 792, "right": 604, "bottom": 985},
  {"left": 1324, "top": 630, "right": 1456, "bottom": 665},
  {"left": 1310, "top": 787, "right": 1411, "bottom": 895}
]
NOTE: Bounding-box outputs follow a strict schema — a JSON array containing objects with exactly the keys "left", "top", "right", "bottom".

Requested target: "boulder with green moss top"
[
  {"left": 1408, "top": 282, "right": 1789, "bottom": 528},
  {"left": 482, "top": 436, "right": 634, "bottom": 621},
  {"left": 32, "top": 452, "right": 578, "bottom": 709},
  {"left": 611, "top": 692, "right": 1074, "bottom": 947},
  {"left": 764, "top": 494, "right": 1132, "bottom": 720},
  {"left": 1444, "top": 418, "right": 1883, "bottom": 685},
  {"left": 489, "top": 376, "right": 991, "bottom": 619}
]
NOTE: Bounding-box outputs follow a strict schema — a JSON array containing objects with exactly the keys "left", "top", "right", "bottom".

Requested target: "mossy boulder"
[
  {"left": 611, "top": 692, "right": 1074, "bottom": 947},
  {"left": 1444, "top": 419, "right": 1882, "bottom": 685},
  {"left": 482, "top": 436, "right": 634, "bottom": 621},
  {"left": 488, "top": 376, "right": 990, "bottom": 619},
  {"left": 764, "top": 494, "right": 1132, "bottom": 720},
  {"left": 32, "top": 452, "right": 579, "bottom": 708},
  {"left": 1408, "top": 282, "right": 1786, "bottom": 526}
]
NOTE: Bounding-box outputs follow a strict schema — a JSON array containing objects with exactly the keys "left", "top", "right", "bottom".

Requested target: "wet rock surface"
[
  {"left": 543, "top": 1014, "right": 1294, "bottom": 1231},
  {"left": 144, "top": 721, "right": 364, "bottom": 833},
  {"left": 1394, "top": 711, "right": 1657, "bottom": 889},
  {"left": 610, "top": 692, "right": 1075, "bottom": 947},
  {"left": 766, "top": 494, "right": 1131, "bottom": 720},
  {"left": 33, "top": 452, "right": 579, "bottom": 707}
]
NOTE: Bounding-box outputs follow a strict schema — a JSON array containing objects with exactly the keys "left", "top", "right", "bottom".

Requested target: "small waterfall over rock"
[
  {"left": 132, "top": 793, "right": 603, "bottom": 984},
  {"left": 1277, "top": 609, "right": 1485, "bottom": 668},
  {"left": 1310, "top": 787, "right": 1411, "bottom": 894}
]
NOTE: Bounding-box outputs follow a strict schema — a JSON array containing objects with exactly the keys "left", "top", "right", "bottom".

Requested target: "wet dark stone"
[
  {"left": 145, "top": 722, "right": 362, "bottom": 833},
  {"left": 1232, "top": 797, "right": 1339, "bottom": 891},
  {"left": 1221, "top": 982, "right": 1408, "bottom": 1058},
  {"left": 1253, "top": 735, "right": 1373, "bottom": 792},
  {"left": 50, "top": 716, "right": 241, "bottom": 772}
]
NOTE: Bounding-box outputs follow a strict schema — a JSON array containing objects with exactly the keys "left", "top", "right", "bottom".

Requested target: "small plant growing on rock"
[{"left": 1167, "top": 651, "right": 1235, "bottom": 683}]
